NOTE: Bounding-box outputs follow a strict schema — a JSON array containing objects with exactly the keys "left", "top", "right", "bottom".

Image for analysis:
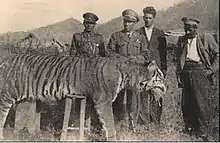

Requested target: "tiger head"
[
  {"left": 137, "top": 60, "right": 166, "bottom": 94},
  {"left": 116, "top": 57, "right": 166, "bottom": 96}
]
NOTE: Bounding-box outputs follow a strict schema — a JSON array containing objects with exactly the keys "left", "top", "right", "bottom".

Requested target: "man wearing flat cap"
[
  {"left": 107, "top": 9, "right": 150, "bottom": 130},
  {"left": 135, "top": 6, "right": 167, "bottom": 129},
  {"left": 70, "top": 12, "right": 106, "bottom": 57},
  {"left": 176, "top": 17, "right": 219, "bottom": 141}
]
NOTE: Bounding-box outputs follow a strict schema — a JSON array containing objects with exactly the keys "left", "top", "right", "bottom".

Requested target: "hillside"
[
  {"left": 156, "top": 0, "right": 219, "bottom": 31},
  {"left": 97, "top": 0, "right": 219, "bottom": 44},
  {"left": 0, "top": 18, "right": 84, "bottom": 45},
  {"left": 30, "top": 18, "right": 84, "bottom": 44}
]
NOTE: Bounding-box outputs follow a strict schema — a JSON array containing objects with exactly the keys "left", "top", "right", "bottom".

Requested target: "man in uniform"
[
  {"left": 107, "top": 9, "right": 150, "bottom": 130},
  {"left": 135, "top": 6, "right": 167, "bottom": 129},
  {"left": 70, "top": 12, "right": 106, "bottom": 135},
  {"left": 70, "top": 12, "right": 106, "bottom": 57},
  {"left": 107, "top": 9, "right": 149, "bottom": 60},
  {"left": 176, "top": 17, "right": 219, "bottom": 141}
]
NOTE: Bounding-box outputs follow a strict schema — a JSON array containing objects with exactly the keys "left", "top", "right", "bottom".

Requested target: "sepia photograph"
[{"left": 0, "top": 0, "right": 219, "bottom": 141}]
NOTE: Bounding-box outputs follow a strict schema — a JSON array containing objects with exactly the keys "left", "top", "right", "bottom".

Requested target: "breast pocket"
[
  {"left": 79, "top": 41, "right": 91, "bottom": 52},
  {"left": 133, "top": 41, "right": 140, "bottom": 48},
  {"left": 133, "top": 40, "right": 141, "bottom": 54},
  {"left": 92, "top": 42, "right": 100, "bottom": 54},
  {"left": 117, "top": 42, "right": 126, "bottom": 55},
  {"left": 118, "top": 42, "right": 126, "bottom": 48}
]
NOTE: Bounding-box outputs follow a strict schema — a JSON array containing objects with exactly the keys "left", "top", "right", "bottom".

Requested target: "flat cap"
[
  {"left": 181, "top": 17, "right": 200, "bottom": 25},
  {"left": 122, "top": 9, "right": 139, "bottom": 22},
  {"left": 83, "top": 12, "right": 99, "bottom": 24}
]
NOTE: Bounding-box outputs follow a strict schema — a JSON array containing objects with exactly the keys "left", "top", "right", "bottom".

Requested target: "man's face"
[
  {"left": 184, "top": 23, "right": 197, "bottom": 39},
  {"left": 83, "top": 21, "right": 96, "bottom": 32},
  {"left": 123, "top": 20, "right": 136, "bottom": 32},
  {"left": 143, "top": 13, "right": 154, "bottom": 28}
]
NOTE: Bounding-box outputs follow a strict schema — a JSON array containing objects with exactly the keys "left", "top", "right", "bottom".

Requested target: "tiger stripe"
[{"left": 0, "top": 54, "right": 165, "bottom": 141}]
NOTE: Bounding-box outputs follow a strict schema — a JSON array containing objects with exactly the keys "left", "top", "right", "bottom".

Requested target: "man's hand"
[
  {"left": 176, "top": 71, "right": 182, "bottom": 88},
  {"left": 203, "top": 69, "right": 214, "bottom": 79},
  {"left": 177, "top": 76, "right": 182, "bottom": 85}
]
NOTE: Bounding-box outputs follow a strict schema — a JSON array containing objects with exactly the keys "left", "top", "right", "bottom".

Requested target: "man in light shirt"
[
  {"left": 135, "top": 6, "right": 167, "bottom": 129},
  {"left": 186, "top": 36, "right": 200, "bottom": 62},
  {"left": 136, "top": 6, "right": 167, "bottom": 77},
  {"left": 176, "top": 17, "right": 219, "bottom": 141}
]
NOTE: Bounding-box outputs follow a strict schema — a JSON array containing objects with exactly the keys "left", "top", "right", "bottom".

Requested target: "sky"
[{"left": 0, "top": 0, "right": 183, "bottom": 34}]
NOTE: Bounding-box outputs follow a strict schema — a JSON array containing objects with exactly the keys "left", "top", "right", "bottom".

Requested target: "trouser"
[
  {"left": 181, "top": 61, "right": 218, "bottom": 136},
  {"left": 112, "top": 87, "right": 138, "bottom": 128},
  {"left": 137, "top": 91, "right": 163, "bottom": 125},
  {"left": 113, "top": 87, "right": 163, "bottom": 128}
]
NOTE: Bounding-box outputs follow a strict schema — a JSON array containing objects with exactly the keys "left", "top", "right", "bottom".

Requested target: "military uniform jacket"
[
  {"left": 70, "top": 31, "right": 106, "bottom": 57},
  {"left": 107, "top": 30, "right": 150, "bottom": 60}
]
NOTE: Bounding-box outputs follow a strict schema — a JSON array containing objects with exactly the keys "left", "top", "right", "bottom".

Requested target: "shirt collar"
[
  {"left": 187, "top": 35, "right": 197, "bottom": 42},
  {"left": 83, "top": 30, "right": 95, "bottom": 36},
  {"left": 144, "top": 25, "right": 154, "bottom": 30},
  {"left": 122, "top": 29, "right": 134, "bottom": 37}
]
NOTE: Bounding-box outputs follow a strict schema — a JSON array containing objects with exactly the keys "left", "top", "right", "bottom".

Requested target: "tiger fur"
[{"left": 0, "top": 54, "right": 166, "bottom": 140}]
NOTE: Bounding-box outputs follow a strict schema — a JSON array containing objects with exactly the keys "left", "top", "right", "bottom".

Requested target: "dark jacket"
[
  {"left": 107, "top": 30, "right": 150, "bottom": 60},
  {"left": 70, "top": 30, "right": 106, "bottom": 57},
  {"left": 176, "top": 32, "right": 219, "bottom": 86},
  {"left": 136, "top": 27, "right": 167, "bottom": 74}
]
